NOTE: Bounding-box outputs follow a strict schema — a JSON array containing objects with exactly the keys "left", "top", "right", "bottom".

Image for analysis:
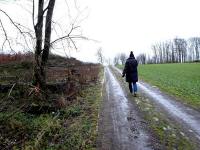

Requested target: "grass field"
[{"left": 117, "top": 63, "right": 200, "bottom": 110}]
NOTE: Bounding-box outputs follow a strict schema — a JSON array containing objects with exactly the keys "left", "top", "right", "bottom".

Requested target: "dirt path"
[
  {"left": 114, "top": 66, "right": 200, "bottom": 144},
  {"left": 97, "top": 67, "right": 154, "bottom": 150}
]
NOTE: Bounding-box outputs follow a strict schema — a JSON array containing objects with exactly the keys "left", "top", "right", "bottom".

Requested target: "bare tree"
[
  {"left": 96, "top": 47, "right": 104, "bottom": 64},
  {"left": 152, "top": 44, "right": 159, "bottom": 63},
  {"left": 164, "top": 41, "right": 170, "bottom": 63},
  {"left": 32, "top": 0, "right": 56, "bottom": 90},
  {"left": 151, "top": 39, "right": 188, "bottom": 64},
  {"left": 119, "top": 53, "right": 126, "bottom": 65},
  {"left": 137, "top": 53, "right": 146, "bottom": 64},
  {"left": 188, "top": 37, "right": 200, "bottom": 61},
  {"left": 146, "top": 54, "right": 152, "bottom": 64},
  {"left": 149, "top": 37, "right": 200, "bottom": 64},
  {"left": 160, "top": 41, "right": 172, "bottom": 63},
  {"left": 0, "top": 0, "right": 86, "bottom": 93},
  {"left": 33, "top": 0, "right": 86, "bottom": 90},
  {"left": 173, "top": 38, "right": 187, "bottom": 63},
  {"left": 113, "top": 54, "right": 120, "bottom": 65}
]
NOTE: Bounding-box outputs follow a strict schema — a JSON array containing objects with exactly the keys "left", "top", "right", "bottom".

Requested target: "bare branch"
[
  {"left": 43, "top": 6, "right": 49, "bottom": 15},
  {"left": 50, "top": 24, "right": 81, "bottom": 45},
  {"left": 14, "top": 22, "right": 35, "bottom": 39},
  {"left": 0, "top": 9, "right": 33, "bottom": 51},
  {"left": 32, "top": 0, "right": 35, "bottom": 27},
  {"left": 50, "top": 35, "right": 69, "bottom": 45},
  {"left": 0, "top": 9, "right": 23, "bottom": 33},
  {"left": 0, "top": 19, "right": 14, "bottom": 51},
  {"left": 74, "top": 0, "right": 81, "bottom": 13},
  {"left": 64, "top": 0, "right": 72, "bottom": 21},
  {"left": 69, "top": 37, "right": 77, "bottom": 50},
  {"left": 51, "top": 21, "right": 66, "bottom": 52}
]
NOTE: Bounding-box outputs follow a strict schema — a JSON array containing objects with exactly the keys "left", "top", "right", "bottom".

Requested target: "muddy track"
[
  {"left": 97, "top": 67, "right": 156, "bottom": 150},
  {"left": 113, "top": 66, "right": 200, "bottom": 147}
]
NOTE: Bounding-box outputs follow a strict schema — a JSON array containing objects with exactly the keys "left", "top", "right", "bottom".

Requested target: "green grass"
[
  {"left": 139, "top": 63, "right": 200, "bottom": 109},
  {"left": 117, "top": 63, "right": 200, "bottom": 110}
]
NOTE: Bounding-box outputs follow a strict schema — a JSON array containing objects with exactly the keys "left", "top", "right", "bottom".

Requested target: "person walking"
[{"left": 122, "top": 51, "right": 138, "bottom": 96}]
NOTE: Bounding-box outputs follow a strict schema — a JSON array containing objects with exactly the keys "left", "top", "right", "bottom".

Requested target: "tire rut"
[
  {"left": 113, "top": 66, "right": 200, "bottom": 147},
  {"left": 97, "top": 67, "right": 154, "bottom": 150}
]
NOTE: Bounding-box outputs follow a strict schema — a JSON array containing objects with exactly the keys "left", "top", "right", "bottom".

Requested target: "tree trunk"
[
  {"left": 33, "top": 0, "right": 56, "bottom": 92},
  {"left": 172, "top": 45, "right": 175, "bottom": 63},
  {"left": 34, "top": 0, "right": 45, "bottom": 89}
]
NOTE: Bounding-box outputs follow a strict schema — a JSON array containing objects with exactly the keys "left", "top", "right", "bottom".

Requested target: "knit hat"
[{"left": 130, "top": 51, "right": 135, "bottom": 58}]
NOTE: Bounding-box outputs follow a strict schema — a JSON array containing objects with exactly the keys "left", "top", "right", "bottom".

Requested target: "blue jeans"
[
  {"left": 129, "top": 82, "right": 137, "bottom": 93},
  {"left": 133, "top": 83, "right": 137, "bottom": 93}
]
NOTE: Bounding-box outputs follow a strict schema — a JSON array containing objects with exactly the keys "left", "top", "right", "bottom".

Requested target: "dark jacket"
[{"left": 122, "top": 57, "right": 138, "bottom": 83}]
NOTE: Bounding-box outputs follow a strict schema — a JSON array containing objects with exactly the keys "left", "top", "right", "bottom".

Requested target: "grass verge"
[{"left": 0, "top": 68, "right": 103, "bottom": 150}]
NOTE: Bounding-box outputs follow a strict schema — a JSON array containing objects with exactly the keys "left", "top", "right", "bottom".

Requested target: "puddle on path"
[{"left": 104, "top": 67, "right": 152, "bottom": 150}]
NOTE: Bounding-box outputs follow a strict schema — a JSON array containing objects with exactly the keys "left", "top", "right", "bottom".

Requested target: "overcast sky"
[{"left": 1, "top": 0, "right": 200, "bottom": 63}]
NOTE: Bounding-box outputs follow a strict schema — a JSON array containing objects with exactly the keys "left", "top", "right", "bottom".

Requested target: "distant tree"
[
  {"left": 164, "top": 41, "right": 170, "bottom": 63},
  {"left": 170, "top": 41, "right": 175, "bottom": 63},
  {"left": 188, "top": 37, "right": 200, "bottom": 61},
  {"left": 113, "top": 54, "right": 120, "bottom": 65},
  {"left": 173, "top": 38, "right": 187, "bottom": 63},
  {"left": 96, "top": 48, "right": 104, "bottom": 64},
  {"left": 152, "top": 38, "right": 188, "bottom": 64},
  {"left": 158, "top": 43, "right": 163, "bottom": 63},
  {"left": 152, "top": 44, "right": 159, "bottom": 63},
  {"left": 137, "top": 53, "right": 146, "bottom": 64},
  {"left": 108, "top": 58, "right": 111, "bottom": 65},
  {"left": 146, "top": 54, "right": 153, "bottom": 64},
  {"left": 150, "top": 36, "right": 200, "bottom": 64},
  {"left": 119, "top": 53, "right": 126, "bottom": 65},
  {"left": 159, "top": 41, "right": 172, "bottom": 63}
]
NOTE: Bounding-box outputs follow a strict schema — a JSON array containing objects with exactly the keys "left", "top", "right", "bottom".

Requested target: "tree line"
[
  {"left": 0, "top": 52, "right": 33, "bottom": 64},
  {"left": 113, "top": 37, "right": 200, "bottom": 65},
  {"left": 137, "top": 37, "right": 200, "bottom": 64},
  {"left": 113, "top": 53, "right": 127, "bottom": 65}
]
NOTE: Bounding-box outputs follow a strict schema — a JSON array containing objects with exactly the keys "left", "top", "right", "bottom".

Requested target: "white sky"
[{"left": 1, "top": 0, "right": 200, "bottom": 63}]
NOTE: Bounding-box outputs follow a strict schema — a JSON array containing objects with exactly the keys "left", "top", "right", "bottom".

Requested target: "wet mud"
[
  {"left": 97, "top": 67, "right": 153, "bottom": 150},
  {"left": 114, "top": 66, "right": 200, "bottom": 143}
]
